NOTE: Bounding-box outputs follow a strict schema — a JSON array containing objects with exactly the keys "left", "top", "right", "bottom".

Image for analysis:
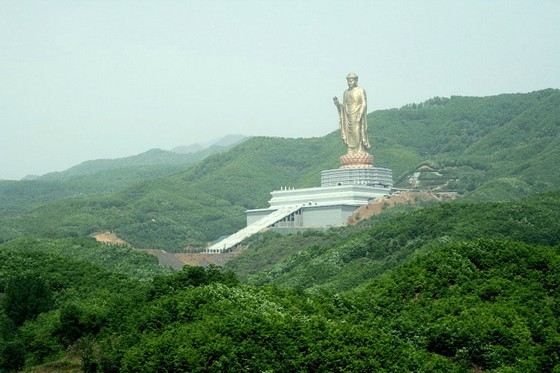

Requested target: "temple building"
[{"left": 246, "top": 166, "right": 393, "bottom": 229}]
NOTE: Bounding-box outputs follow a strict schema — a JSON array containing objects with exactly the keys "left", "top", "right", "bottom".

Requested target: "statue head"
[{"left": 346, "top": 72, "right": 358, "bottom": 88}]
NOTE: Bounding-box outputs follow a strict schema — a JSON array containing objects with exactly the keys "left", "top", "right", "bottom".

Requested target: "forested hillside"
[
  {"left": 0, "top": 237, "right": 172, "bottom": 280},
  {"left": 0, "top": 142, "right": 241, "bottom": 217},
  {"left": 225, "top": 191, "right": 560, "bottom": 291},
  {"left": 0, "top": 89, "right": 558, "bottom": 251},
  {"left": 0, "top": 180, "right": 81, "bottom": 216},
  {"left": 1, "top": 192, "right": 558, "bottom": 371}
]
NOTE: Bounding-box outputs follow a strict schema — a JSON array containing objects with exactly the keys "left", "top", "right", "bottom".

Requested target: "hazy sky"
[{"left": 1, "top": 1, "right": 559, "bottom": 180}]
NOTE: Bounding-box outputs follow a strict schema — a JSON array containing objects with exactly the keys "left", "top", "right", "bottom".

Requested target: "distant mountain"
[
  {"left": 39, "top": 135, "right": 247, "bottom": 181},
  {"left": 1, "top": 89, "right": 558, "bottom": 250},
  {"left": 20, "top": 174, "right": 40, "bottom": 181},
  {"left": 171, "top": 134, "right": 247, "bottom": 154},
  {"left": 171, "top": 143, "right": 205, "bottom": 154},
  {"left": 0, "top": 140, "right": 245, "bottom": 216},
  {"left": 39, "top": 148, "right": 204, "bottom": 180},
  {"left": 209, "top": 134, "right": 247, "bottom": 148}
]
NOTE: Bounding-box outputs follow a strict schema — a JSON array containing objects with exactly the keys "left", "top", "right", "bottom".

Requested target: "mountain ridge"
[{"left": 0, "top": 89, "right": 558, "bottom": 250}]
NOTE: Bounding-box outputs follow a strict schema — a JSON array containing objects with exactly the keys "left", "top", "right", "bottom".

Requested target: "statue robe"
[{"left": 339, "top": 86, "right": 370, "bottom": 154}]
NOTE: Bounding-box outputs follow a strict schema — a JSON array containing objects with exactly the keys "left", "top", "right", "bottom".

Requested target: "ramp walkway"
[{"left": 204, "top": 205, "right": 301, "bottom": 253}]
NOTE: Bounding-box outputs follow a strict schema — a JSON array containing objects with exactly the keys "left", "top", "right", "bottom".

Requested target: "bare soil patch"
[{"left": 348, "top": 191, "right": 457, "bottom": 225}]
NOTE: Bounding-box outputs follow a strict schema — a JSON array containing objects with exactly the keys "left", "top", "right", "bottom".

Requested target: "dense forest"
[
  {"left": 1, "top": 90, "right": 559, "bottom": 371},
  {"left": 1, "top": 192, "right": 559, "bottom": 371}
]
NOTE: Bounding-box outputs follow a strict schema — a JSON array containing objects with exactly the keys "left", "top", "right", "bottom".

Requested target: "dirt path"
[
  {"left": 91, "top": 231, "right": 184, "bottom": 270},
  {"left": 91, "top": 231, "right": 128, "bottom": 246},
  {"left": 175, "top": 251, "right": 241, "bottom": 267}
]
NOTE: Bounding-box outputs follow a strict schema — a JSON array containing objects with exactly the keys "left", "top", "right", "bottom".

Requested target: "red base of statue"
[{"left": 340, "top": 152, "right": 374, "bottom": 168}]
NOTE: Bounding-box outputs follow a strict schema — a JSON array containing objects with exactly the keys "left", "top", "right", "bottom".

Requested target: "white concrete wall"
[
  {"left": 321, "top": 166, "right": 393, "bottom": 188},
  {"left": 269, "top": 184, "right": 390, "bottom": 208},
  {"left": 300, "top": 205, "right": 357, "bottom": 227},
  {"left": 247, "top": 204, "right": 365, "bottom": 228},
  {"left": 246, "top": 209, "right": 274, "bottom": 225}
]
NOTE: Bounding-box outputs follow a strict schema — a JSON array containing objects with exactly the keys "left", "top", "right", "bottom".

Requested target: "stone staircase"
[{"left": 204, "top": 205, "right": 302, "bottom": 254}]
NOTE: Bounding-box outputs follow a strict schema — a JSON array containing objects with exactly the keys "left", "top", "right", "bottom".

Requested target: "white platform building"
[
  {"left": 247, "top": 167, "right": 393, "bottom": 228},
  {"left": 205, "top": 166, "right": 393, "bottom": 253}
]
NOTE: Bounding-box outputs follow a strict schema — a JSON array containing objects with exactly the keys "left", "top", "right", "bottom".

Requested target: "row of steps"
[{"left": 204, "top": 205, "right": 302, "bottom": 253}]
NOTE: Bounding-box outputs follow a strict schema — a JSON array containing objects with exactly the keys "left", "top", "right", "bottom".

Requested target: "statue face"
[{"left": 346, "top": 77, "right": 357, "bottom": 88}]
